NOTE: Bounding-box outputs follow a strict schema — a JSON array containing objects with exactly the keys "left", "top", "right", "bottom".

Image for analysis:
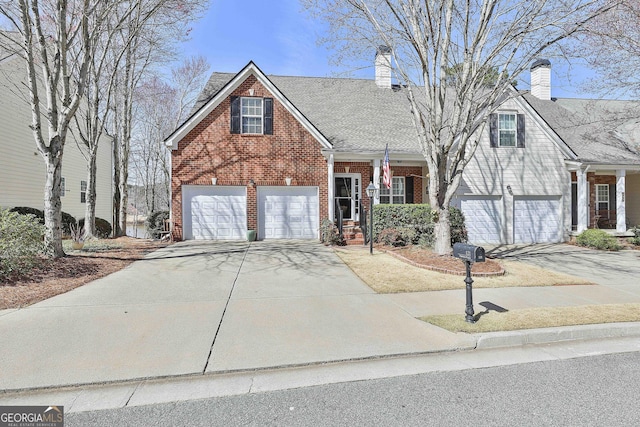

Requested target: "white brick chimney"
[
  {"left": 530, "top": 59, "right": 551, "bottom": 100},
  {"left": 375, "top": 46, "right": 392, "bottom": 89}
]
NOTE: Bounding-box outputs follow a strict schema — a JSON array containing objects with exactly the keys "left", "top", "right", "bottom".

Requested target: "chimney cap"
[
  {"left": 376, "top": 45, "right": 392, "bottom": 55},
  {"left": 531, "top": 59, "right": 551, "bottom": 70}
]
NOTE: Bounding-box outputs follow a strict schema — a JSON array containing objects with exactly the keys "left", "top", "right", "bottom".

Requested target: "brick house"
[{"left": 164, "top": 53, "right": 640, "bottom": 244}]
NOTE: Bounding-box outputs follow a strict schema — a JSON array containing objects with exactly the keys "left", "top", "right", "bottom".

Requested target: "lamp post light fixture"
[{"left": 365, "top": 182, "right": 379, "bottom": 255}]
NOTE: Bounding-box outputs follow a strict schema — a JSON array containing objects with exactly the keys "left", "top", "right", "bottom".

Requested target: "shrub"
[
  {"left": 576, "top": 229, "right": 622, "bottom": 251},
  {"left": 9, "top": 206, "right": 78, "bottom": 236},
  {"left": 320, "top": 218, "right": 345, "bottom": 246},
  {"left": 146, "top": 210, "right": 170, "bottom": 239},
  {"left": 78, "top": 217, "right": 113, "bottom": 238},
  {"left": 0, "top": 208, "right": 46, "bottom": 279},
  {"left": 377, "top": 227, "right": 417, "bottom": 247},
  {"left": 372, "top": 204, "right": 466, "bottom": 246},
  {"left": 629, "top": 227, "right": 640, "bottom": 246},
  {"left": 61, "top": 211, "right": 76, "bottom": 236}
]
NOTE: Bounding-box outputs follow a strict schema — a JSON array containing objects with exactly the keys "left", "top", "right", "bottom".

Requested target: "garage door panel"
[
  {"left": 259, "top": 187, "right": 319, "bottom": 239},
  {"left": 458, "top": 197, "right": 502, "bottom": 244},
  {"left": 183, "top": 186, "right": 247, "bottom": 240},
  {"left": 514, "top": 198, "right": 561, "bottom": 244}
]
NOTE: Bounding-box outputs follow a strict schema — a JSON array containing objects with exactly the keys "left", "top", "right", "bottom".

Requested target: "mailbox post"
[{"left": 452, "top": 243, "right": 486, "bottom": 323}]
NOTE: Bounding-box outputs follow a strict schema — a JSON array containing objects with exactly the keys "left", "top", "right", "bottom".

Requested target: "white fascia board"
[
  {"left": 165, "top": 62, "right": 332, "bottom": 151},
  {"left": 323, "top": 150, "right": 425, "bottom": 163},
  {"left": 513, "top": 95, "right": 578, "bottom": 160}
]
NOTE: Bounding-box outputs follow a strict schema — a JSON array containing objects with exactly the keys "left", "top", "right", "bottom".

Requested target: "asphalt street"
[{"left": 66, "top": 350, "right": 640, "bottom": 426}]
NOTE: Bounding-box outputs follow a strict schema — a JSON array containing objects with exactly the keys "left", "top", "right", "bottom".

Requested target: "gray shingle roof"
[
  {"left": 523, "top": 94, "right": 640, "bottom": 165},
  {"left": 191, "top": 68, "right": 640, "bottom": 165},
  {"left": 193, "top": 72, "right": 422, "bottom": 154}
]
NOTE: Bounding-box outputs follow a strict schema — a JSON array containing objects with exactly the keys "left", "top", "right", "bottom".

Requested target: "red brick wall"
[
  {"left": 570, "top": 172, "right": 616, "bottom": 228},
  {"left": 171, "top": 75, "right": 328, "bottom": 240}
]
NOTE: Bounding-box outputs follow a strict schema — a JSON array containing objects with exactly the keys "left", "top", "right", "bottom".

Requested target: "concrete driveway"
[
  {"left": 486, "top": 243, "right": 640, "bottom": 293},
  {"left": 0, "top": 240, "right": 472, "bottom": 391}
]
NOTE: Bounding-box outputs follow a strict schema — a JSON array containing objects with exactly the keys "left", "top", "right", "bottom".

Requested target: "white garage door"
[
  {"left": 457, "top": 196, "right": 503, "bottom": 244},
  {"left": 182, "top": 186, "right": 246, "bottom": 240},
  {"left": 258, "top": 187, "right": 319, "bottom": 239},
  {"left": 514, "top": 197, "right": 562, "bottom": 243}
]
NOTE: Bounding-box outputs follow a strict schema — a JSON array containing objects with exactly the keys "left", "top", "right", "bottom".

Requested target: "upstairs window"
[
  {"left": 230, "top": 96, "right": 273, "bottom": 135},
  {"left": 490, "top": 112, "right": 525, "bottom": 148}
]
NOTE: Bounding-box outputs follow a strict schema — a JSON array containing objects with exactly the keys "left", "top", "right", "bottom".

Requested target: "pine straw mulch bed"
[
  {"left": 0, "top": 237, "right": 168, "bottom": 310},
  {"left": 381, "top": 245, "right": 505, "bottom": 276}
]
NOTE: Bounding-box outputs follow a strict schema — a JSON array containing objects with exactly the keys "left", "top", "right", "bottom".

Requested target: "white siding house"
[{"left": 0, "top": 42, "right": 113, "bottom": 224}]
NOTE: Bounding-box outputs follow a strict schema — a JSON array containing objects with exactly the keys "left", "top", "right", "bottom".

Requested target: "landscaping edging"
[{"left": 384, "top": 248, "right": 506, "bottom": 277}]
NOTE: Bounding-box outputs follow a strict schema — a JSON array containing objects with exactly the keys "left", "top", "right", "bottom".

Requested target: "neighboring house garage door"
[
  {"left": 457, "top": 196, "right": 503, "bottom": 244},
  {"left": 513, "top": 197, "right": 562, "bottom": 244},
  {"left": 258, "top": 187, "right": 319, "bottom": 239},
  {"left": 182, "top": 186, "right": 247, "bottom": 240}
]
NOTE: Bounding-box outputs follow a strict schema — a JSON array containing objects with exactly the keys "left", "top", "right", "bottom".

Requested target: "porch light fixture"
[
  {"left": 285, "top": 177, "right": 292, "bottom": 186},
  {"left": 366, "top": 182, "right": 379, "bottom": 255}
]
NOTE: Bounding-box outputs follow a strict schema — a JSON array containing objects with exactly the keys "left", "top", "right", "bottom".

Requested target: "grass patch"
[
  {"left": 421, "top": 304, "right": 640, "bottom": 333},
  {"left": 335, "top": 249, "right": 594, "bottom": 293}
]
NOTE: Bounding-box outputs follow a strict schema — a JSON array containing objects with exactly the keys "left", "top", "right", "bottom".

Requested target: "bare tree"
[
  {"left": 131, "top": 55, "right": 210, "bottom": 215},
  {"left": 570, "top": 1, "right": 640, "bottom": 97},
  {"left": 304, "top": 0, "right": 618, "bottom": 254},
  {"left": 0, "top": 0, "right": 103, "bottom": 257}
]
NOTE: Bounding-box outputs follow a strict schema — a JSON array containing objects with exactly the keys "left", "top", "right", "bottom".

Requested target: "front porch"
[{"left": 570, "top": 167, "right": 640, "bottom": 234}]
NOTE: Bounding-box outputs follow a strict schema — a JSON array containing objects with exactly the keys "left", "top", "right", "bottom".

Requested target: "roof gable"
[{"left": 164, "top": 61, "right": 332, "bottom": 150}]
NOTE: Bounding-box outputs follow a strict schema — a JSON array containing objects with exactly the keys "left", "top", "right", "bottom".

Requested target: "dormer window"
[{"left": 230, "top": 96, "right": 273, "bottom": 135}]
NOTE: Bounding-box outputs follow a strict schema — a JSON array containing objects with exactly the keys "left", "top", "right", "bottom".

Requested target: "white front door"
[
  {"left": 334, "top": 174, "right": 361, "bottom": 221},
  {"left": 258, "top": 186, "right": 319, "bottom": 239},
  {"left": 182, "top": 186, "right": 247, "bottom": 240}
]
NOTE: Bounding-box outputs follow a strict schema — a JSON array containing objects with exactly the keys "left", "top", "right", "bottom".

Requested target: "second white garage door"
[
  {"left": 258, "top": 187, "right": 319, "bottom": 239},
  {"left": 456, "top": 196, "right": 503, "bottom": 244},
  {"left": 182, "top": 186, "right": 247, "bottom": 240},
  {"left": 513, "top": 197, "right": 562, "bottom": 243}
]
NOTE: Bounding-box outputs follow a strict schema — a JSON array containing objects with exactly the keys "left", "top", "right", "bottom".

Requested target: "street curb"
[{"left": 474, "top": 322, "right": 640, "bottom": 349}]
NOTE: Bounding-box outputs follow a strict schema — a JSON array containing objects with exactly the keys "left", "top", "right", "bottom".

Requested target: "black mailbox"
[{"left": 453, "top": 243, "right": 485, "bottom": 263}]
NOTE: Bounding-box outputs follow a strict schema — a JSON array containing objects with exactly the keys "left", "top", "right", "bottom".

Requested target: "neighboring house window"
[
  {"left": 380, "top": 177, "right": 405, "bottom": 204},
  {"left": 489, "top": 112, "right": 525, "bottom": 148},
  {"left": 61, "top": 177, "right": 66, "bottom": 197},
  {"left": 80, "top": 180, "right": 87, "bottom": 203},
  {"left": 596, "top": 184, "right": 609, "bottom": 213},
  {"left": 230, "top": 96, "right": 273, "bottom": 135}
]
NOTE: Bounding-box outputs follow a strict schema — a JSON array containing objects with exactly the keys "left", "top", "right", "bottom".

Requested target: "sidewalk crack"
[{"left": 202, "top": 243, "right": 251, "bottom": 374}]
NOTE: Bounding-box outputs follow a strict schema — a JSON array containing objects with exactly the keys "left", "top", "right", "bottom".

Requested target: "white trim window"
[
  {"left": 61, "top": 177, "right": 66, "bottom": 197},
  {"left": 596, "top": 184, "right": 609, "bottom": 212},
  {"left": 498, "top": 113, "right": 517, "bottom": 147},
  {"left": 241, "top": 97, "right": 263, "bottom": 134},
  {"left": 380, "top": 176, "right": 405, "bottom": 204}
]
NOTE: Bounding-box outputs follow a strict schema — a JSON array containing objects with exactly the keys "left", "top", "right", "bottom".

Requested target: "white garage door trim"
[
  {"left": 513, "top": 196, "right": 562, "bottom": 244},
  {"left": 182, "top": 185, "right": 247, "bottom": 240},
  {"left": 455, "top": 195, "right": 503, "bottom": 245},
  {"left": 258, "top": 186, "right": 319, "bottom": 239}
]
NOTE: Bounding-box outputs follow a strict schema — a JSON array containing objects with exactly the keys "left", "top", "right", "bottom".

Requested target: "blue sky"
[{"left": 181, "top": 0, "right": 596, "bottom": 98}]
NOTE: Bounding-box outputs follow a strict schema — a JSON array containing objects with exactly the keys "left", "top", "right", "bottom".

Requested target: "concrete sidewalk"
[{"left": 0, "top": 241, "right": 639, "bottom": 394}]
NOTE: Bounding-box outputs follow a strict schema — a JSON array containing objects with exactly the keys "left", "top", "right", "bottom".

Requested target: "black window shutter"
[
  {"left": 489, "top": 113, "right": 498, "bottom": 148},
  {"left": 230, "top": 96, "right": 240, "bottom": 134},
  {"left": 609, "top": 184, "right": 616, "bottom": 213},
  {"left": 264, "top": 97, "right": 273, "bottom": 135},
  {"left": 405, "top": 176, "right": 414, "bottom": 204},
  {"left": 517, "top": 114, "right": 525, "bottom": 148}
]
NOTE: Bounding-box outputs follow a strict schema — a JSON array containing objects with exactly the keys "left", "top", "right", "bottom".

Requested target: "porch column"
[
  {"left": 328, "top": 154, "right": 335, "bottom": 222},
  {"left": 577, "top": 168, "right": 588, "bottom": 232},
  {"left": 373, "top": 158, "right": 381, "bottom": 205},
  {"left": 616, "top": 169, "right": 627, "bottom": 232}
]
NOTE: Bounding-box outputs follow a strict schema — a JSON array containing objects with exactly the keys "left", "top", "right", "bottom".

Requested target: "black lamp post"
[{"left": 366, "top": 182, "right": 378, "bottom": 255}]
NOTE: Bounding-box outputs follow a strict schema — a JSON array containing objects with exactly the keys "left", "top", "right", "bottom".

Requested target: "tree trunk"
[
  {"left": 84, "top": 146, "right": 98, "bottom": 238},
  {"left": 43, "top": 155, "right": 65, "bottom": 258},
  {"left": 112, "top": 134, "right": 122, "bottom": 237},
  {"left": 433, "top": 205, "right": 451, "bottom": 256}
]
